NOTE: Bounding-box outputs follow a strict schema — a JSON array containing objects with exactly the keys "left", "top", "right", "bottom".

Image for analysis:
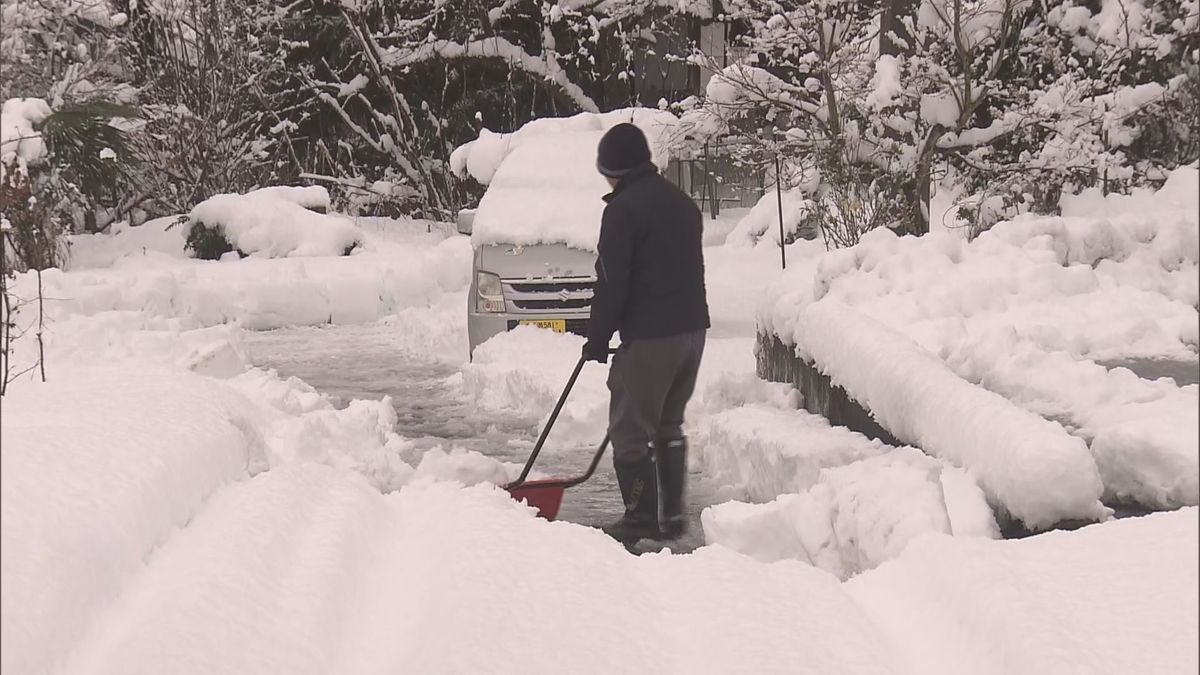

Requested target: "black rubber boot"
[
  {"left": 603, "top": 453, "right": 661, "bottom": 544},
  {"left": 657, "top": 438, "right": 687, "bottom": 539}
]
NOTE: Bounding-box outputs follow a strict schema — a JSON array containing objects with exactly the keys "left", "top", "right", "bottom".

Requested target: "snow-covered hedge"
[
  {"left": 187, "top": 186, "right": 364, "bottom": 259},
  {"left": 759, "top": 167, "right": 1199, "bottom": 516},
  {"left": 779, "top": 301, "right": 1110, "bottom": 529}
]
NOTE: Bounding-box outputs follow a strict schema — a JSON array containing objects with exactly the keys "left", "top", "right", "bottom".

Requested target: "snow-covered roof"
[{"left": 452, "top": 108, "right": 682, "bottom": 250}]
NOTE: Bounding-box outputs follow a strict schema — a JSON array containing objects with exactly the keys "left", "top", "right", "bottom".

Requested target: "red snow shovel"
[{"left": 504, "top": 353, "right": 612, "bottom": 520}]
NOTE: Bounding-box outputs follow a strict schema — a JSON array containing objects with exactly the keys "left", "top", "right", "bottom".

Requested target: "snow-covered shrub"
[{"left": 184, "top": 187, "right": 363, "bottom": 260}]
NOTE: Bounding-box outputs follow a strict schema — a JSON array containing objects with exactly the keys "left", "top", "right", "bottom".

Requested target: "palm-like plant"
[{"left": 40, "top": 100, "right": 140, "bottom": 231}]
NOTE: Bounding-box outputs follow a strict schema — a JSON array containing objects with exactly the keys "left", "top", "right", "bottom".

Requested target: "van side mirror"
[{"left": 456, "top": 209, "right": 475, "bottom": 235}]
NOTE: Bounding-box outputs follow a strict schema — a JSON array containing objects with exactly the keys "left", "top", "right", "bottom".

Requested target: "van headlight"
[{"left": 476, "top": 271, "right": 505, "bottom": 313}]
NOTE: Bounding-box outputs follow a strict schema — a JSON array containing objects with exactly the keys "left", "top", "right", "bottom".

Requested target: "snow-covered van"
[{"left": 452, "top": 111, "right": 678, "bottom": 357}]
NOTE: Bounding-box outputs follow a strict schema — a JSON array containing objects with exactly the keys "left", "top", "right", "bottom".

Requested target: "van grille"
[
  {"left": 504, "top": 278, "right": 594, "bottom": 312},
  {"left": 509, "top": 281, "right": 593, "bottom": 294},
  {"left": 512, "top": 298, "right": 591, "bottom": 310}
]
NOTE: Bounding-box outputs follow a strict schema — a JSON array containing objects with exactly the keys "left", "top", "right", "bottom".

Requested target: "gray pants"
[{"left": 607, "top": 330, "right": 706, "bottom": 462}]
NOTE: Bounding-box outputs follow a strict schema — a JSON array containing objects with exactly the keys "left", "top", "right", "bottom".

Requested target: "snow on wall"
[
  {"left": 189, "top": 186, "right": 362, "bottom": 258},
  {"left": 780, "top": 300, "right": 1110, "bottom": 529}
]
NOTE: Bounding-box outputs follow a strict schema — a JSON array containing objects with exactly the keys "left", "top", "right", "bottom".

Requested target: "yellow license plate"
[{"left": 519, "top": 319, "right": 566, "bottom": 333}]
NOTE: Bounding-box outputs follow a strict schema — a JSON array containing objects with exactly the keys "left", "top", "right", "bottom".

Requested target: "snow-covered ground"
[{"left": 3, "top": 174, "right": 1197, "bottom": 673}]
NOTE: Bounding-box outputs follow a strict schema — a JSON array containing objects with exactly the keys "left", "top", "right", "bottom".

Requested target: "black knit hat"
[{"left": 596, "top": 123, "right": 653, "bottom": 177}]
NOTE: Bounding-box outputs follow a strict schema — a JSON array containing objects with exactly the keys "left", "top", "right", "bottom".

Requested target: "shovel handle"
[{"left": 509, "top": 347, "right": 616, "bottom": 487}]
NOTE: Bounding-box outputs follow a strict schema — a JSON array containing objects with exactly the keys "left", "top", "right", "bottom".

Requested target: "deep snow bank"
[
  {"left": 0, "top": 322, "right": 517, "bottom": 675},
  {"left": 56, "top": 464, "right": 906, "bottom": 675},
  {"left": 0, "top": 366, "right": 260, "bottom": 675},
  {"left": 846, "top": 508, "right": 1199, "bottom": 675}
]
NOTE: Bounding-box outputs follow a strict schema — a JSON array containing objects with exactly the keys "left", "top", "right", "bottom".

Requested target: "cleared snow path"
[{"left": 244, "top": 323, "right": 720, "bottom": 551}]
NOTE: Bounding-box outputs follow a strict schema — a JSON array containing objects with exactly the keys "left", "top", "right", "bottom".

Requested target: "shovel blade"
[{"left": 506, "top": 480, "right": 567, "bottom": 520}]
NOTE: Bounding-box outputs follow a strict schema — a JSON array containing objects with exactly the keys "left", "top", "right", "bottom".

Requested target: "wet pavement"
[
  {"left": 244, "top": 323, "right": 714, "bottom": 553},
  {"left": 1098, "top": 357, "right": 1200, "bottom": 386}
]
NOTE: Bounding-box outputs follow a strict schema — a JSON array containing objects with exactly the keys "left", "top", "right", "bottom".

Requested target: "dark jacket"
[{"left": 588, "top": 165, "right": 710, "bottom": 346}]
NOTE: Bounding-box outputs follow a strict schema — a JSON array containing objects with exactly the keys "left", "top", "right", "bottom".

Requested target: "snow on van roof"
[{"left": 452, "top": 109, "right": 681, "bottom": 251}]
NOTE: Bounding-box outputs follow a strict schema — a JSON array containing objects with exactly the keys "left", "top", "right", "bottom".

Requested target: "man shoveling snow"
[{"left": 582, "top": 123, "right": 710, "bottom": 545}]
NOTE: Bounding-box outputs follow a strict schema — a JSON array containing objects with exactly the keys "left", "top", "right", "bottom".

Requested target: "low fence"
[{"left": 755, "top": 333, "right": 900, "bottom": 446}]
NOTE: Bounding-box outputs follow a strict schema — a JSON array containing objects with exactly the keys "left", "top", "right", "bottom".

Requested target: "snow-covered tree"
[
  {"left": 691, "top": 0, "right": 1198, "bottom": 242},
  {"left": 265, "top": 0, "right": 711, "bottom": 217}
]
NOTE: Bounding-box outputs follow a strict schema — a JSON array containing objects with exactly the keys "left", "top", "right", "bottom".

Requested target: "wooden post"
[{"left": 775, "top": 153, "right": 786, "bottom": 269}]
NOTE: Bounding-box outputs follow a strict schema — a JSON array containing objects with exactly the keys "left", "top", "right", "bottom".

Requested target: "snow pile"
[
  {"left": 0, "top": 97, "right": 51, "bottom": 167},
  {"left": 703, "top": 447, "right": 998, "bottom": 579},
  {"left": 450, "top": 109, "right": 680, "bottom": 250},
  {"left": 189, "top": 186, "right": 363, "bottom": 258},
  {"left": 454, "top": 326, "right": 610, "bottom": 445},
  {"left": 0, "top": 366, "right": 261, "bottom": 675},
  {"left": 847, "top": 508, "right": 1199, "bottom": 675},
  {"left": 783, "top": 301, "right": 1110, "bottom": 528},
  {"left": 693, "top": 402, "right": 890, "bottom": 501}
]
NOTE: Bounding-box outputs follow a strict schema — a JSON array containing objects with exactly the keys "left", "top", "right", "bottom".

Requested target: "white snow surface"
[
  {"left": 3, "top": 191, "right": 1197, "bottom": 673},
  {"left": 189, "top": 186, "right": 363, "bottom": 258}
]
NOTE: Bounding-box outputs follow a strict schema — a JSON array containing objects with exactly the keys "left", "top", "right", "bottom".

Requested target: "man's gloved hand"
[{"left": 582, "top": 340, "right": 609, "bottom": 364}]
